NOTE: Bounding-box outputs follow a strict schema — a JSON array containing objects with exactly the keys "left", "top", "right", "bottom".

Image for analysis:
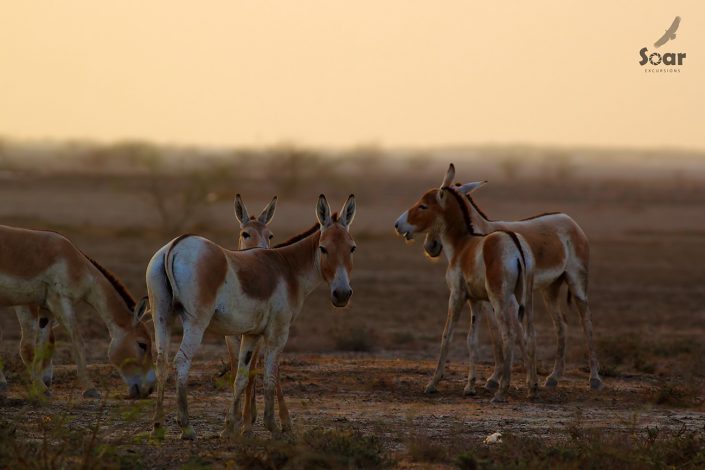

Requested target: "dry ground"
[{"left": 1, "top": 166, "right": 704, "bottom": 468}]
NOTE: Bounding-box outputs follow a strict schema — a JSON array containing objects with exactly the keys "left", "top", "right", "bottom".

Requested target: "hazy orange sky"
[{"left": 0, "top": 2, "right": 703, "bottom": 149}]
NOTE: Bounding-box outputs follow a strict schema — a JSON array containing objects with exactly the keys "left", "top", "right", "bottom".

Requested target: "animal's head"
[
  {"left": 316, "top": 194, "right": 357, "bottom": 308},
  {"left": 234, "top": 194, "right": 277, "bottom": 249},
  {"left": 107, "top": 297, "right": 156, "bottom": 399},
  {"left": 395, "top": 163, "right": 486, "bottom": 257}
]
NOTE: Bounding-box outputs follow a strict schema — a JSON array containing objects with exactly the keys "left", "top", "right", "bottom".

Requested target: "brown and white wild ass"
[
  {"left": 0, "top": 225, "right": 155, "bottom": 398},
  {"left": 147, "top": 195, "right": 356, "bottom": 440},
  {"left": 395, "top": 165, "right": 538, "bottom": 401},
  {"left": 423, "top": 169, "right": 602, "bottom": 391},
  {"left": 227, "top": 194, "right": 279, "bottom": 425}
]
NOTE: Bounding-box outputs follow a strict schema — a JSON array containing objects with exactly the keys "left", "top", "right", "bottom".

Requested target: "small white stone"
[{"left": 484, "top": 432, "right": 502, "bottom": 445}]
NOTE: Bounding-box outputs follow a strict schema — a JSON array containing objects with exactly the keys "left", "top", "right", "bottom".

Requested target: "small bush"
[
  {"left": 234, "top": 428, "right": 392, "bottom": 469},
  {"left": 407, "top": 435, "right": 447, "bottom": 463}
]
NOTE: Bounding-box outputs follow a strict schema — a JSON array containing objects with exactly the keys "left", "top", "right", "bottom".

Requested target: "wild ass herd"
[{"left": 0, "top": 164, "right": 601, "bottom": 440}]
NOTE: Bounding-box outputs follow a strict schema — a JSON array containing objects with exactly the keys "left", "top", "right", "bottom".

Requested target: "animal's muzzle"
[{"left": 332, "top": 288, "right": 353, "bottom": 307}]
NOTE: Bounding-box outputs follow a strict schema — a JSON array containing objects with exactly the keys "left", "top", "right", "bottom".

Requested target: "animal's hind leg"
[
  {"left": 0, "top": 324, "right": 7, "bottom": 394},
  {"left": 173, "top": 321, "right": 207, "bottom": 440},
  {"left": 464, "top": 300, "right": 483, "bottom": 396},
  {"left": 151, "top": 299, "right": 174, "bottom": 439},
  {"left": 15, "top": 306, "right": 50, "bottom": 395},
  {"left": 491, "top": 297, "right": 518, "bottom": 403},
  {"left": 566, "top": 272, "right": 603, "bottom": 390},
  {"left": 542, "top": 281, "right": 566, "bottom": 389},
  {"left": 242, "top": 339, "right": 261, "bottom": 425},
  {"left": 223, "top": 334, "right": 259, "bottom": 438}
]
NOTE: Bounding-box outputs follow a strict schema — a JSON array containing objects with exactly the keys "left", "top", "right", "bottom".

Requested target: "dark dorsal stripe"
[
  {"left": 83, "top": 254, "right": 136, "bottom": 311},
  {"left": 441, "top": 186, "right": 476, "bottom": 235},
  {"left": 520, "top": 212, "right": 562, "bottom": 221},
  {"left": 273, "top": 212, "right": 338, "bottom": 249}
]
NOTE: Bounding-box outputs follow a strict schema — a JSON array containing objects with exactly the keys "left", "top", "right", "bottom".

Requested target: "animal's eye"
[
  {"left": 350, "top": 246, "right": 356, "bottom": 253},
  {"left": 241, "top": 232, "right": 250, "bottom": 239},
  {"left": 419, "top": 204, "right": 428, "bottom": 210},
  {"left": 268, "top": 234, "right": 274, "bottom": 240},
  {"left": 319, "top": 246, "right": 328, "bottom": 254},
  {"left": 137, "top": 342, "right": 147, "bottom": 352}
]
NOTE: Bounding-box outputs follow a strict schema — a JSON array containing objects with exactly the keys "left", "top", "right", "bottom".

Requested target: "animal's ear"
[
  {"left": 316, "top": 194, "right": 332, "bottom": 228},
  {"left": 440, "top": 163, "right": 455, "bottom": 188},
  {"left": 436, "top": 188, "right": 449, "bottom": 207},
  {"left": 132, "top": 296, "right": 149, "bottom": 327},
  {"left": 457, "top": 180, "right": 487, "bottom": 194},
  {"left": 258, "top": 196, "right": 277, "bottom": 224},
  {"left": 338, "top": 194, "right": 356, "bottom": 229},
  {"left": 234, "top": 194, "right": 249, "bottom": 225}
]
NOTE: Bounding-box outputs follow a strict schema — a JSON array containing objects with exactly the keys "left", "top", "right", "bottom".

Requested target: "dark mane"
[
  {"left": 82, "top": 254, "right": 136, "bottom": 311},
  {"left": 441, "top": 187, "right": 476, "bottom": 235},
  {"left": 465, "top": 195, "right": 492, "bottom": 221},
  {"left": 520, "top": 212, "right": 562, "bottom": 221},
  {"left": 273, "top": 213, "right": 338, "bottom": 249}
]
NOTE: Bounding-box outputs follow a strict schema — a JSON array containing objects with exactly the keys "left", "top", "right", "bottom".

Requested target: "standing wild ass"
[
  {"left": 0, "top": 225, "right": 155, "bottom": 398},
  {"left": 395, "top": 166, "right": 537, "bottom": 402},
  {"left": 147, "top": 194, "right": 356, "bottom": 440},
  {"left": 227, "top": 194, "right": 280, "bottom": 425},
  {"left": 423, "top": 169, "right": 602, "bottom": 391}
]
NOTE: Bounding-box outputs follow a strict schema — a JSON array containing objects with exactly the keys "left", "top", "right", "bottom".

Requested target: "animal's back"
[{"left": 0, "top": 225, "right": 87, "bottom": 306}]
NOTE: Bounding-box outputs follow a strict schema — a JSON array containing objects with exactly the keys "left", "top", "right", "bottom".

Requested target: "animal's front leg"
[
  {"left": 223, "top": 334, "right": 259, "bottom": 438},
  {"left": 425, "top": 288, "right": 465, "bottom": 394},
  {"left": 173, "top": 323, "right": 206, "bottom": 440},
  {"left": 263, "top": 324, "right": 290, "bottom": 436},
  {"left": 47, "top": 295, "right": 98, "bottom": 398}
]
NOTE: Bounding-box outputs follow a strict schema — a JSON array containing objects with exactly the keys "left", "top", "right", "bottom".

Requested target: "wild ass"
[
  {"left": 0, "top": 225, "right": 155, "bottom": 398},
  {"left": 147, "top": 195, "right": 356, "bottom": 440},
  {"left": 227, "top": 194, "right": 281, "bottom": 425},
  {"left": 395, "top": 166, "right": 537, "bottom": 402},
  {"left": 423, "top": 170, "right": 602, "bottom": 391}
]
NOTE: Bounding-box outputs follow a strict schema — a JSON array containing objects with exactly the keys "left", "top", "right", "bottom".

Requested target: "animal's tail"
[
  {"left": 502, "top": 231, "right": 530, "bottom": 322},
  {"left": 163, "top": 234, "right": 193, "bottom": 303}
]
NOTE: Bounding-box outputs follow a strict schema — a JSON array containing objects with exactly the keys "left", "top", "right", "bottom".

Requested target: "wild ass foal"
[
  {"left": 147, "top": 195, "right": 356, "bottom": 440},
  {"left": 0, "top": 225, "right": 155, "bottom": 398},
  {"left": 424, "top": 169, "right": 602, "bottom": 391},
  {"left": 395, "top": 166, "right": 538, "bottom": 402}
]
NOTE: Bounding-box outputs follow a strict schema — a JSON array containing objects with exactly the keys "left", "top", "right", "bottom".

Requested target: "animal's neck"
[
  {"left": 84, "top": 269, "right": 134, "bottom": 337},
  {"left": 274, "top": 230, "right": 323, "bottom": 301}
]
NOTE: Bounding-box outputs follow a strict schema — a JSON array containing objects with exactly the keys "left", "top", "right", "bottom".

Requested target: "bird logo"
[{"left": 654, "top": 16, "right": 680, "bottom": 48}]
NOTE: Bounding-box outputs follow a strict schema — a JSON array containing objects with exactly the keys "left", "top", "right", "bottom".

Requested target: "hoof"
[
  {"left": 423, "top": 383, "right": 438, "bottom": 395},
  {"left": 590, "top": 377, "right": 604, "bottom": 390},
  {"left": 484, "top": 379, "right": 499, "bottom": 392},
  {"left": 463, "top": 385, "right": 477, "bottom": 396},
  {"left": 490, "top": 394, "right": 507, "bottom": 404},
  {"left": 544, "top": 377, "right": 559, "bottom": 389},
  {"left": 82, "top": 388, "right": 101, "bottom": 399},
  {"left": 180, "top": 425, "right": 196, "bottom": 441}
]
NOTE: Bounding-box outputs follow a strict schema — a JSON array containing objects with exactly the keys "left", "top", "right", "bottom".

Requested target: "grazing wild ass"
[
  {"left": 0, "top": 225, "right": 155, "bottom": 398},
  {"left": 395, "top": 165, "right": 537, "bottom": 402},
  {"left": 423, "top": 170, "right": 602, "bottom": 391},
  {"left": 147, "top": 194, "right": 356, "bottom": 440}
]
